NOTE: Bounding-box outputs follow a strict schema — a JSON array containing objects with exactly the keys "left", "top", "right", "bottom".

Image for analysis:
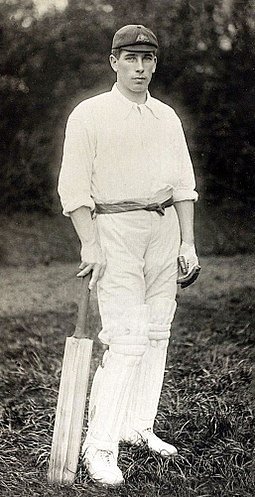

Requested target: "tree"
[{"left": 0, "top": 0, "right": 254, "bottom": 211}]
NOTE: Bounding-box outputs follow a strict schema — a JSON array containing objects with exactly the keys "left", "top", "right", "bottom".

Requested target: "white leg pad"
[
  {"left": 98, "top": 303, "right": 150, "bottom": 346},
  {"left": 120, "top": 298, "right": 177, "bottom": 440},
  {"left": 83, "top": 305, "right": 149, "bottom": 454}
]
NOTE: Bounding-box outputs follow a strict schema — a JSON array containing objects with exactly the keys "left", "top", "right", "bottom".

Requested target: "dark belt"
[{"left": 94, "top": 197, "right": 173, "bottom": 216}]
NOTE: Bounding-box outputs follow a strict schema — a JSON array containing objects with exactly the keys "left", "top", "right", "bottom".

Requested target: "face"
[{"left": 110, "top": 50, "right": 157, "bottom": 97}]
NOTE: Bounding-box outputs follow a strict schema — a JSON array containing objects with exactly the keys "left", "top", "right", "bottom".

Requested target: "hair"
[{"left": 111, "top": 48, "right": 121, "bottom": 59}]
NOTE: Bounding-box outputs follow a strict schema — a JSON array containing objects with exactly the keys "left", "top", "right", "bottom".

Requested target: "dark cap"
[{"left": 112, "top": 24, "right": 158, "bottom": 52}]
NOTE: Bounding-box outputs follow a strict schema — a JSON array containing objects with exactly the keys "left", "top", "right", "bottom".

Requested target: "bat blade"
[{"left": 48, "top": 336, "right": 93, "bottom": 484}]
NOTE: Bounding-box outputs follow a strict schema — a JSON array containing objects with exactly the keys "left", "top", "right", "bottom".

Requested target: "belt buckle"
[{"left": 156, "top": 203, "right": 165, "bottom": 216}]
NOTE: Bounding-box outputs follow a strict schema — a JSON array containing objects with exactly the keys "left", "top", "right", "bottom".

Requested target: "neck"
[{"left": 116, "top": 82, "right": 147, "bottom": 104}]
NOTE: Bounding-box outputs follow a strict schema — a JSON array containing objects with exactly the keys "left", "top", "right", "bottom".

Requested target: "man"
[{"left": 58, "top": 24, "right": 200, "bottom": 486}]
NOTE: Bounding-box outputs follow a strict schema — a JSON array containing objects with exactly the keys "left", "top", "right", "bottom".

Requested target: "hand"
[
  {"left": 76, "top": 241, "right": 106, "bottom": 290},
  {"left": 177, "top": 241, "right": 201, "bottom": 289}
]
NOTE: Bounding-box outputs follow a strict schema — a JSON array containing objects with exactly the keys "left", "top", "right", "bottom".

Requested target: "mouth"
[{"left": 133, "top": 77, "right": 146, "bottom": 81}]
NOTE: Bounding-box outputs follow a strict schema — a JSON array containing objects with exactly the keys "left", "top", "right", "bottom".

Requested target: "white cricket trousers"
[{"left": 83, "top": 206, "right": 180, "bottom": 454}]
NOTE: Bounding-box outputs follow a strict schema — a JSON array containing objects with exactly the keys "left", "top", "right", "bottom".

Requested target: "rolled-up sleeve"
[
  {"left": 172, "top": 119, "right": 198, "bottom": 203},
  {"left": 58, "top": 109, "right": 96, "bottom": 216}
]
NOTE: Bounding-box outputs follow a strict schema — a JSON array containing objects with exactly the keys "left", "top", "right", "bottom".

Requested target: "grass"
[{"left": 0, "top": 281, "right": 254, "bottom": 497}]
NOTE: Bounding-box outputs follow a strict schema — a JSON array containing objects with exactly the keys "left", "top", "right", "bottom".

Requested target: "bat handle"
[{"left": 73, "top": 273, "right": 91, "bottom": 339}]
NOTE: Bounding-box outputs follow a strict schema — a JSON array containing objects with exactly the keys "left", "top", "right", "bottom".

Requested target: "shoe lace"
[
  {"left": 143, "top": 427, "right": 153, "bottom": 437},
  {"left": 144, "top": 428, "right": 153, "bottom": 434},
  {"left": 142, "top": 428, "right": 158, "bottom": 442},
  {"left": 100, "top": 450, "right": 114, "bottom": 466}
]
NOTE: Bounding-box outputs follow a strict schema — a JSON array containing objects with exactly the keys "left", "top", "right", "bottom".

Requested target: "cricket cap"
[{"left": 112, "top": 24, "right": 158, "bottom": 52}]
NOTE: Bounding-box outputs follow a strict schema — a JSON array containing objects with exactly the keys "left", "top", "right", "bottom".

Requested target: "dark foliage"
[{"left": 1, "top": 0, "right": 255, "bottom": 211}]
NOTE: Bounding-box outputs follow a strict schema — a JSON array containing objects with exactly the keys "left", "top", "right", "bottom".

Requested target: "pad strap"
[{"left": 111, "top": 335, "right": 148, "bottom": 356}]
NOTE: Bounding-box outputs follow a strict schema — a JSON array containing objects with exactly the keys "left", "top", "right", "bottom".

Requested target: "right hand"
[{"left": 77, "top": 241, "right": 106, "bottom": 290}]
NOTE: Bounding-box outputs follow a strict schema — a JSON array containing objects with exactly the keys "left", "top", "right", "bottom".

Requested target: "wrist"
[
  {"left": 181, "top": 240, "right": 195, "bottom": 249},
  {"left": 81, "top": 240, "right": 103, "bottom": 263}
]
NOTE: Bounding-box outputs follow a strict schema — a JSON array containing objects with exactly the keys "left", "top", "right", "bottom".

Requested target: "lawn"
[{"left": 0, "top": 253, "right": 254, "bottom": 497}]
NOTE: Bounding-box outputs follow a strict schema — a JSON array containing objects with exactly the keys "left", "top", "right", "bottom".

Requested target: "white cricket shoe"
[
  {"left": 82, "top": 446, "right": 124, "bottom": 486},
  {"left": 127, "top": 428, "right": 178, "bottom": 457}
]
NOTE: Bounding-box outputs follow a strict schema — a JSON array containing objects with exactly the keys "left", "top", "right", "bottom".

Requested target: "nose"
[{"left": 135, "top": 57, "right": 144, "bottom": 72}]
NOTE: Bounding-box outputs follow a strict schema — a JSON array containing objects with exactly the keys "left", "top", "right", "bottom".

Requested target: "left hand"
[{"left": 177, "top": 241, "right": 201, "bottom": 289}]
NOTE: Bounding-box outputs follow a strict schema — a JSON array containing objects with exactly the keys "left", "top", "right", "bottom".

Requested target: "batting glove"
[{"left": 177, "top": 241, "right": 201, "bottom": 289}]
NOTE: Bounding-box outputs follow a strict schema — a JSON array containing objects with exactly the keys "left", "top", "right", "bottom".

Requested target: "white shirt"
[{"left": 58, "top": 84, "right": 198, "bottom": 215}]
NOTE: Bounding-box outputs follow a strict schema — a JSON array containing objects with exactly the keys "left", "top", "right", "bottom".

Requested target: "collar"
[{"left": 111, "top": 83, "right": 161, "bottom": 119}]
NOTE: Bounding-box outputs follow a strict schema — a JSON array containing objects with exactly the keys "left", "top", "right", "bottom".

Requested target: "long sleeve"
[
  {"left": 58, "top": 111, "right": 96, "bottom": 216},
  {"left": 172, "top": 120, "right": 198, "bottom": 203}
]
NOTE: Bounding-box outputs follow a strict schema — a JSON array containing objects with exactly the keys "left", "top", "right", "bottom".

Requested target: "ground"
[{"left": 0, "top": 252, "right": 254, "bottom": 497}]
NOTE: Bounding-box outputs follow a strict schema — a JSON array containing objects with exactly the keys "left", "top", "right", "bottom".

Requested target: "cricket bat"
[{"left": 48, "top": 273, "right": 93, "bottom": 484}]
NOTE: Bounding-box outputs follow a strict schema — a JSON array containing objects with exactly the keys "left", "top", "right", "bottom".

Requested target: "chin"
[
  {"left": 131, "top": 83, "right": 148, "bottom": 92},
  {"left": 132, "top": 88, "right": 146, "bottom": 93}
]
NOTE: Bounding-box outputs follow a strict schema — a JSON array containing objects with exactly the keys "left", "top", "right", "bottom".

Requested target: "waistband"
[{"left": 94, "top": 197, "right": 173, "bottom": 216}]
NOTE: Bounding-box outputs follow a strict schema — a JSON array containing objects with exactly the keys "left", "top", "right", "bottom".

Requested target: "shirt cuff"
[
  {"left": 61, "top": 194, "right": 95, "bottom": 216},
  {"left": 172, "top": 189, "right": 198, "bottom": 203}
]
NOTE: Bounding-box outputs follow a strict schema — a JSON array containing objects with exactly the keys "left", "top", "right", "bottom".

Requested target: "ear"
[
  {"left": 152, "top": 55, "right": 157, "bottom": 74},
  {"left": 109, "top": 54, "right": 118, "bottom": 73}
]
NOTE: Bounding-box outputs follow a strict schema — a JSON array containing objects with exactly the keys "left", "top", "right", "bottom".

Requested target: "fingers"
[
  {"left": 177, "top": 265, "right": 201, "bottom": 288},
  {"left": 88, "top": 264, "right": 100, "bottom": 290},
  {"left": 177, "top": 247, "right": 201, "bottom": 288},
  {"left": 77, "top": 263, "right": 93, "bottom": 278},
  {"left": 76, "top": 261, "right": 106, "bottom": 289},
  {"left": 89, "top": 262, "right": 106, "bottom": 289}
]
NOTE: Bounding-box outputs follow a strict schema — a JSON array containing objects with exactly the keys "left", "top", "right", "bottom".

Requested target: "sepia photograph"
[{"left": 0, "top": 0, "right": 254, "bottom": 496}]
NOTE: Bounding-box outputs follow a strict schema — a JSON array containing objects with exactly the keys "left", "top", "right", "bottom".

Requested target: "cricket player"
[{"left": 58, "top": 24, "right": 200, "bottom": 486}]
